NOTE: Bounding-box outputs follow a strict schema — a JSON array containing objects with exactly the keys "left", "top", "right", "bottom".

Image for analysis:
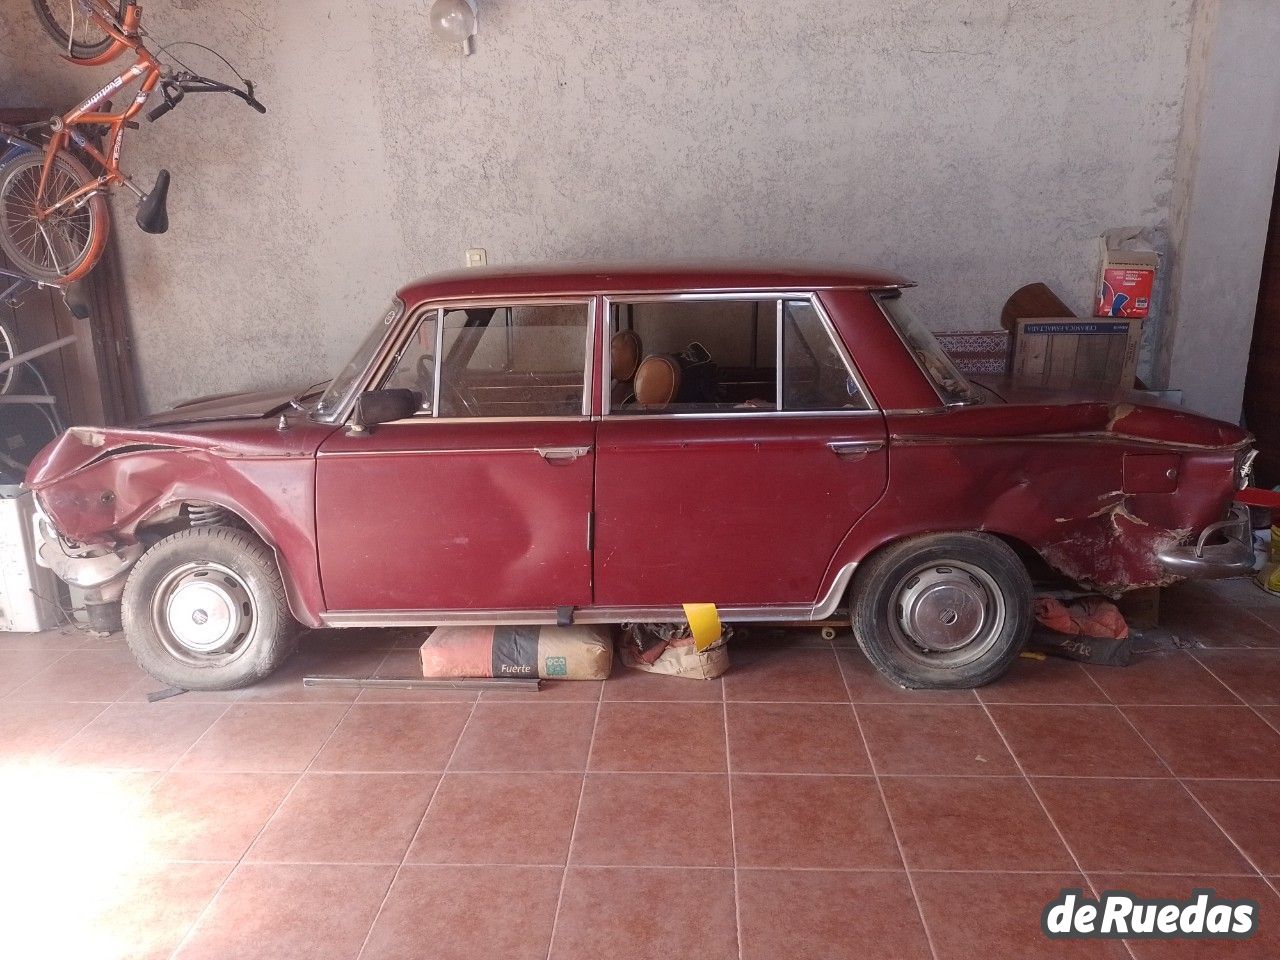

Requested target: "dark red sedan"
[{"left": 26, "top": 264, "right": 1257, "bottom": 690}]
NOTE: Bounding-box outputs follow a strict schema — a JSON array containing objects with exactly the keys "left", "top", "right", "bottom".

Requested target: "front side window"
[
  {"left": 876, "top": 291, "right": 979, "bottom": 404},
  {"left": 608, "top": 299, "right": 778, "bottom": 414},
  {"left": 381, "top": 302, "right": 589, "bottom": 418}
]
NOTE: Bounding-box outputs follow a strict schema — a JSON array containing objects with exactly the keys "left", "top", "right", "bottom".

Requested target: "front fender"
[{"left": 27, "top": 423, "right": 335, "bottom": 627}]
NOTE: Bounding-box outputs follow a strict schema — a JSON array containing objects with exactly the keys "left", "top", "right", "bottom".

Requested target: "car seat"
[
  {"left": 610, "top": 330, "right": 642, "bottom": 406},
  {"left": 632, "top": 354, "right": 682, "bottom": 410}
]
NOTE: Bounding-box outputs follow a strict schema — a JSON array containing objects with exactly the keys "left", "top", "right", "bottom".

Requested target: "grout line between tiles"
[
  {"left": 541, "top": 675, "right": 604, "bottom": 960},
  {"left": 724, "top": 696, "right": 743, "bottom": 960},
  {"left": 835, "top": 647, "right": 941, "bottom": 960},
  {"left": 353, "top": 661, "right": 482, "bottom": 960},
  {"left": 971, "top": 695, "right": 1141, "bottom": 958},
  {"left": 162, "top": 646, "right": 384, "bottom": 960},
  {"left": 1188, "top": 651, "right": 1280, "bottom": 734},
  {"left": 1109, "top": 701, "right": 1277, "bottom": 902}
]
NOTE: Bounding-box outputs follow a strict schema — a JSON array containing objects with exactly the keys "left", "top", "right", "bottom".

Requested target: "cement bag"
[
  {"left": 421, "top": 625, "right": 613, "bottom": 680},
  {"left": 620, "top": 622, "right": 730, "bottom": 680}
]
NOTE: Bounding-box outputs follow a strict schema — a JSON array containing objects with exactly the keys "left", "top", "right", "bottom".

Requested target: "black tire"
[
  {"left": 850, "top": 532, "right": 1032, "bottom": 689},
  {"left": 31, "top": 0, "right": 125, "bottom": 60},
  {"left": 121, "top": 525, "right": 298, "bottom": 690}
]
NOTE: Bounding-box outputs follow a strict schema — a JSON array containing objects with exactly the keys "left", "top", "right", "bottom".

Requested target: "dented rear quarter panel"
[{"left": 827, "top": 400, "right": 1247, "bottom": 595}]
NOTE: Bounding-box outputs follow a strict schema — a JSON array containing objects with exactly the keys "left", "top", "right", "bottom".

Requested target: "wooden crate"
[{"left": 1012, "top": 317, "right": 1142, "bottom": 389}]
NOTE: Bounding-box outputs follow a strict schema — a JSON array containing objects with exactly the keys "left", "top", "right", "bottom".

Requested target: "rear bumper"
[{"left": 1156, "top": 504, "right": 1257, "bottom": 580}]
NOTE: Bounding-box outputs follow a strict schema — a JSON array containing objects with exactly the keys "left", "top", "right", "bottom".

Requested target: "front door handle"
[
  {"left": 828, "top": 440, "right": 885, "bottom": 460},
  {"left": 537, "top": 446, "right": 591, "bottom": 463}
]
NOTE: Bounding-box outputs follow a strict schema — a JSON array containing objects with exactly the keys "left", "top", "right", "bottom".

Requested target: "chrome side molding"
[{"left": 320, "top": 562, "right": 860, "bottom": 628}]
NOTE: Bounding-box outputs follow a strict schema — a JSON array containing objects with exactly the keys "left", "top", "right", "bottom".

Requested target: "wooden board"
[{"left": 1012, "top": 317, "right": 1142, "bottom": 389}]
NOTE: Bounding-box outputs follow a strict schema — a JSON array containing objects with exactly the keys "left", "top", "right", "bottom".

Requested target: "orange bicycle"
[{"left": 0, "top": 1, "right": 266, "bottom": 285}]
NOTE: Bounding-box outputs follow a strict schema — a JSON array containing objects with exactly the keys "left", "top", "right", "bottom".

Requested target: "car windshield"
[
  {"left": 314, "top": 300, "right": 404, "bottom": 422},
  {"left": 875, "top": 291, "right": 980, "bottom": 405}
]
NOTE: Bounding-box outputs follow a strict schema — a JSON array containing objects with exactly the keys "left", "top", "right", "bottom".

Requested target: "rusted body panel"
[
  {"left": 26, "top": 418, "right": 336, "bottom": 627},
  {"left": 826, "top": 406, "right": 1243, "bottom": 595},
  {"left": 22, "top": 264, "right": 1254, "bottom": 626}
]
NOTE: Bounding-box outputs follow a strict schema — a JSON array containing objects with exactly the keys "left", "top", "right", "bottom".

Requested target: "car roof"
[{"left": 397, "top": 262, "right": 913, "bottom": 304}]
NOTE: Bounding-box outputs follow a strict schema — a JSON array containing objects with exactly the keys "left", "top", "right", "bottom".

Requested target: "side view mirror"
[{"left": 349, "top": 388, "right": 418, "bottom": 434}]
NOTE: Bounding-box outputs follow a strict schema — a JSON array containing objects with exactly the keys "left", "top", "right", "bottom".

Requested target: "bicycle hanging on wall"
[{"left": 0, "top": 0, "right": 267, "bottom": 285}]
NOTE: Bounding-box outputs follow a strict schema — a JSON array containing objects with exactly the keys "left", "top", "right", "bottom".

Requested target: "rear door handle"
[
  {"left": 537, "top": 446, "right": 591, "bottom": 463},
  {"left": 827, "top": 440, "right": 885, "bottom": 460}
]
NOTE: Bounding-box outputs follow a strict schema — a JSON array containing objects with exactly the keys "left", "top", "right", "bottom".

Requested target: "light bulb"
[{"left": 429, "top": 0, "right": 477, "bottom": 53}]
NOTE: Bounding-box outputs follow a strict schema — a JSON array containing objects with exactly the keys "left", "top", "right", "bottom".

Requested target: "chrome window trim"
[
  {"left": 352, "top": 415, "right": 592, "bottom": 428},
  {"left": 599, "top": 291, "right": 877, "bottom": 418},
  {"left": 318, "top": 445, "right": 576, "bottom": 459},
  {"left": 314, "top": 297, "right": 412, "bottom": 424},
  {"left": 431, "top": 306, "right": 444, "bottom": 415},
  {"left": 319, "top": 563, "right": 858, "bottom": 628},
  {"left": 348, "top": 297, "right": 597, "bottom": 424},
  {"left": 774, "top": 299, "right": 784, "bottom": 410}
]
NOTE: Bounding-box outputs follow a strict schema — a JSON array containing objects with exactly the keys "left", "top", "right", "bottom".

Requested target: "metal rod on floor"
[{"left": 303, "top": 675, "right": 543, "bottom": 691}]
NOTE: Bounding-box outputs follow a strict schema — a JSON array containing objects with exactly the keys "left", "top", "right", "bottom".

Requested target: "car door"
[
  {"left": 593, "top": 295, "right": 888, "bottom": 608},
  {"left": 316, "top": 299, "right": 597, "bottom": 613}
]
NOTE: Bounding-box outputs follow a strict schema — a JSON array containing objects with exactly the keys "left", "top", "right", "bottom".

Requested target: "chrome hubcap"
[
  {"left": 890, "top": 561, "right": 1005, "bottom": 666},
  {"left": 153, "top": 562, "right": 254, "bottom": 660}
]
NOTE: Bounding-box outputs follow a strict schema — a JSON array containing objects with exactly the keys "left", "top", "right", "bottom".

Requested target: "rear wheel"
[
  {"left": 0, "top": 150, "right": 108, "bottom": 284},
  {"left": 122, "top": 526, "right": 298, "bottom": 690},
  {"left": 30, "top": 0, "right": 124, "bottom": 60},
  {"left": 851, "top": 533, "right": 1032, "bottom": 689}
]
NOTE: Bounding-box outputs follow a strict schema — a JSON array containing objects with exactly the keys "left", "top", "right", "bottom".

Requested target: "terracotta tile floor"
[{"left": 3, "top": 579, "right": 1280, "bottom": 958}]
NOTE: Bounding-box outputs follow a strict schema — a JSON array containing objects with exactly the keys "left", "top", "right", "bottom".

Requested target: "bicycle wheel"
[
  {"left": 0, "top": 151, "right": 109, "bottom": 284},
  {"left": 0, "top": 318, "right": 17, "bottom": 395},
  {"left": 30, "top": 0, "right": 125, "bottom": 60}
]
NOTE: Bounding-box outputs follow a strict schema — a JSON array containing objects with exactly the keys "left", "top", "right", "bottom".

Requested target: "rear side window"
[
  {"left": 608, "top": 300, "right": 777, "bottom": 414},
  {"left": 608, "top": 298, "right": 868, "bottom": 415}
]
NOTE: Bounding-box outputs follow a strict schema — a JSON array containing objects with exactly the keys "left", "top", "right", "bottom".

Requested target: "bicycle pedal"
[{"left": 125, "top": 121, "right": 140, "bottom": 131}]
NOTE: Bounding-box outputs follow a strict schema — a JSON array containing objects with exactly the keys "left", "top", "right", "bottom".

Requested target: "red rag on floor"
[{"left": 1033, "top": 596, "right": 1129, "bottom": 640}]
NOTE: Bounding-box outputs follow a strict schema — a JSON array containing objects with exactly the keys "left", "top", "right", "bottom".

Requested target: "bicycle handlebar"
[{"left": 146, "top": 72, "right": 267, "bottom": 122}]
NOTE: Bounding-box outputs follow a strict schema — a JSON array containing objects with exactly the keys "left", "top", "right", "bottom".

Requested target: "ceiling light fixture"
[{"left": 429, "top": 0, "right": 478, "bottom": 55}]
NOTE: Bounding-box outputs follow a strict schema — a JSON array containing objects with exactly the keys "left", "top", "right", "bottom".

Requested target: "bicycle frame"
[
  {"left": 35, "top": 2, "right": 159, "bottom": 228},
  {"left": 1, "top": 265, "right": 37, "bottom": 304}
]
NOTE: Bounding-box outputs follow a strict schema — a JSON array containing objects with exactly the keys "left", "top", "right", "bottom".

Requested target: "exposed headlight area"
[{"left": 1237, "top": 447, "right": 1259, "bottom": 490}]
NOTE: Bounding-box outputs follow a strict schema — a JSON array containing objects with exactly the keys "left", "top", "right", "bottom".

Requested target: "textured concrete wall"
[
  {"left": 2, "top": 0, "right": 1203, "bottom": 412},
  {"left": 1159, "top": 0, "right": 1280, "bottom": 423}
]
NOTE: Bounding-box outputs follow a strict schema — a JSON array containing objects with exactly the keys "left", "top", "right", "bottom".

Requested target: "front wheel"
[
  {"left": 121, "top": 526, "right": 298, "bottom": 690},
  {"left": 850, "top": 532, "right": 1032, "bottom": 689},
  {"left": 0, "top": 150, "right": 109, "bottom": 284},
  {"left": 30, "top": 0, "right": 125, "bottom": 61}
]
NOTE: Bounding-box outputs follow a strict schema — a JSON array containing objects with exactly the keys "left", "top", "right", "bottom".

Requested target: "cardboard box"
[
  {"left": 1097, "top": 230, "right": 1158, "bottom": 319},
  {"left": 1012, "top": 317, "right": 1142, "bottom": 389}
]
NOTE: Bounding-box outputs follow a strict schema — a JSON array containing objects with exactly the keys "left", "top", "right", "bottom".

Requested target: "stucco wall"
[
  {"left": 1159, "top": 0, "right": 1280, "bottom": 423},
  {"left": 1, "top": 0, "right": 1205, "bottom": 412}
]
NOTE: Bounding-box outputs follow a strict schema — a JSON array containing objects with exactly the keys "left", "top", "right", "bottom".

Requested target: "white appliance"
[{"left": 0, "top": 485, "right": 60, "bottom": 631}]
